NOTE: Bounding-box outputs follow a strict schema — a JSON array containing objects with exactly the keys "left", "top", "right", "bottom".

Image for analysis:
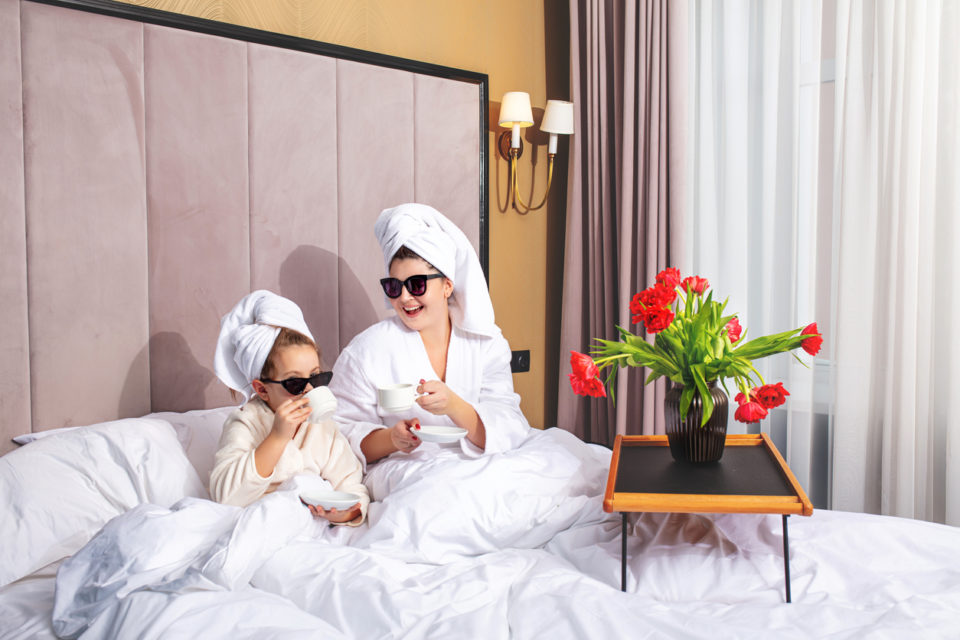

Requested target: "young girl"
[{"left": 210, "top": 290, "right": 368, "bottom": 526}]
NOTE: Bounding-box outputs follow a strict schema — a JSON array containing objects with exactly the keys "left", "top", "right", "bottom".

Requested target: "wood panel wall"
[
  {"left": 111, "top": 0, "right": 572, "bottom": 431},
  {"left": 0, "top": 0, "right": 484, "bottom": 452}
]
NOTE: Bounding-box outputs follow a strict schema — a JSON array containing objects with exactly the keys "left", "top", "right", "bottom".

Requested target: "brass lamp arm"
[{"left": 511, "top": 152, "right": 556, "bottom": 212}]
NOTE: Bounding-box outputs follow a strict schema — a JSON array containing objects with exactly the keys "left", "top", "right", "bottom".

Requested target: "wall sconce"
[{"left": 497, "top": 92, "right": 574, "bottom": 211}]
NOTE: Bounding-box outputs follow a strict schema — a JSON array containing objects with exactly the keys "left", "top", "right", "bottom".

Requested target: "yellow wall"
[{"left": 116, "top": 0, "right": 569, "bottom": 428}]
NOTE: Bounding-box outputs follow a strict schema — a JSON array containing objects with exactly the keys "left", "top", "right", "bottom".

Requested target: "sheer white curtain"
[
  {"left": 686, "top": 1, "right": 828, "bottom": 505},
  {"left": 689, "top": 0, "right": 960, "bottom": 524},
  {"left": 832, "top": 0, "right": 960, "bottom": 524}
]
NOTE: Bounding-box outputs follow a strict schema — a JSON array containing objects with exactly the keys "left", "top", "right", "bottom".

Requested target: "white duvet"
[{"left": 43, "top": 426, "right": 960, "bottom": 640}]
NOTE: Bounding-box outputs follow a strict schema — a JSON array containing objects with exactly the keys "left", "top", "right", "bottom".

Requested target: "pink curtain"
[{"left": 556, "top": 0, "right": 687, "bottom": 446}]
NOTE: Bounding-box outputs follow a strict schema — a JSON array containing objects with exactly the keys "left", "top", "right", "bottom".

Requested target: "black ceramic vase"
[{"left": 664, "top": 383, "right": 729, "bottom": 463}]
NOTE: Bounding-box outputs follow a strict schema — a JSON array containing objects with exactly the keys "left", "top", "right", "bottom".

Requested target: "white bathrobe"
[
  {"left": 209, "top": 397, "right": 369, "bottom": 525},
  {"left": 330, "top": 316, "right": 532, "bottom": 466}
]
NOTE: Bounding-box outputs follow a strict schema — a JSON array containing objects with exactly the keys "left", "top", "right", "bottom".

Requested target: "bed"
[
  {"left": 3, "top": 409, "right": 960, "bottom": 639},
  {"left": 2, "top": 1, "right": 960, "bottom": 638}
]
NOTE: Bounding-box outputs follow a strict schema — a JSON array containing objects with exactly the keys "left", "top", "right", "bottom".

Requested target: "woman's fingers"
[
  {"left": 388, "top": 420, "right": 421, "bottom": 453},
  {"left": 408, "top": 421, "right": 421, "bottom": 447},
  {"left": 417, "top": 394, "right": 446, "bottom": 414}
]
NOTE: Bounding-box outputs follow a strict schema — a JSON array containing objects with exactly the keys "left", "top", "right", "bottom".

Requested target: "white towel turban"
[
  {"left": 374, "top": 203, "right": 497, "bottom": 336},
  {"left": 214, "top": 290, "right": 315, "bottom": 401}
]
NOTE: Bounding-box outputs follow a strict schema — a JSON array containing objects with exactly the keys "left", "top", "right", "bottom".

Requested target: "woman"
[{"left": 329, "top": 203, "right": 532, "bottom": 466}]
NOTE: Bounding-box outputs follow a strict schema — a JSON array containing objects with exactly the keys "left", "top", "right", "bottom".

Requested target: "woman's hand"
[
  {"left": 416, "top": 379, "right": 486, "bottom": 450},
  {"left": 359, "top": 419, "right": 420, "bottom": 463},
  {"left": 270, "top": 395, "right": 312, "bottom": 440},
  {"left": 389, "top": 419, "right": 422, "bottom": 454},
  {"left": 305, "top": 502, "right": 362, "bottom": 524},
  {"left": 416, "top": 379, "right": 462, "bottom": 416}
]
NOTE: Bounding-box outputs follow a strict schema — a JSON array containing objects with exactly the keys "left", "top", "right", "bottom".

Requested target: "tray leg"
[
  {"left": 782, "top": 514, "right": 791, "bottom": 603},
  {"left": 621, "top": 512, "right": 627, "bottom": 592}
]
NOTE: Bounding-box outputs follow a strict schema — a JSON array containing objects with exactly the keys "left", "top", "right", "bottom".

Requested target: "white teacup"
[
  {"left": 377, "top": 383, "right": 417, "bottom": 412},
  {"left": 304, "top": 386, "right": 337, "bottom": 423}
]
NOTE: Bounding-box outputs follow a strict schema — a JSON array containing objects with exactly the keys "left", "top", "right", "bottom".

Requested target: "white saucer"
[
  {"left": 299, "top": 491, "right": 361, "bottom": 510},
  {"left": 417, "top": 425, "right": 468, "bottom": 444}
]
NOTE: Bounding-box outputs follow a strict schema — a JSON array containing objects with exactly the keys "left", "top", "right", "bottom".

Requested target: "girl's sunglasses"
[
  {"left": 261, "top": 371, "right": 333, "bottom": 395},
  {"left": 379, "top": 273, "right": 444, "bottom": 299}
]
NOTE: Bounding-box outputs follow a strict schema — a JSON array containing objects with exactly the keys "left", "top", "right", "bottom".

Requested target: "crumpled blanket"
[{"left": 51, "top": 428, "right": 960, "bottom": 639}]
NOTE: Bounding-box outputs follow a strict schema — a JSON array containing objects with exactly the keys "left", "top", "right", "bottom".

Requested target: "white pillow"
[
  {"left": 144, "top": 406, "right": 235, "bottom": 483},
  {"left": 0, "top": 417, "right": 207, "bottom": 588},
  {"left": 11, "top": 425, "right": 79, "bottom": 445}
]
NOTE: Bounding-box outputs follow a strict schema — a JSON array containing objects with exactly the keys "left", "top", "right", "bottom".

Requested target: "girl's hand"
[
  {"left": 306, "top": 502, "right": 362, "bottom": 524},
  {"left": 416, "top": 379, "right": 461, "bottom": 416},
  {"left": 389, "top": 419, "right": 421, "bottom": 453},
  {"left": 271, "top": 395, "right": 312, "bottom": 440}
]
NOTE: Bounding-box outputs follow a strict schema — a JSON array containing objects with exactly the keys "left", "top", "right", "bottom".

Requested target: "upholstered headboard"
[{"left": 0, "top": 0, "right": 487, "bottom": 452}]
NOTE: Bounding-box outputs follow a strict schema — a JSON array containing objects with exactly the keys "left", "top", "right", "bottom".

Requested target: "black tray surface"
[{"left": 614, "top": 444, "right": 795, "bottom": 496}]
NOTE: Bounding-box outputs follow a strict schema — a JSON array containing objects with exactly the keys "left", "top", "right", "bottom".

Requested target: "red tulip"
[
  {"left": 570, "top": 351, "right": 598, "bottom": 378},
  {"left": 655, "top": 267, "right": 682, "bottom": 290},
  {"left": 801, "top": 323, "right": 823, "bottom": 356},
  {"left": 629, "top": 293, "right": 645, "bottom": 324},
  {"left": 734, "top": 401, "right": 768, "bottom": 423},
  {"left": 726, "top": 317, "right": 742, "bottom": 343},
  {"left": 568, "top": 373, "right": 607, "bottom": 398},
  {"left": 568, "top": 352, "right": 607, "bottom": 398},
  {"left": 681, "top": 276, "right": 710, "bottom": 295},
  {"left": 639, "top": 284, "right": 677, "bottom": 309},
  {"left": 754, "top": 382, "right": 790, "bottom": 409},
  {"left": 642, "top": 306, "right": 675, "bottom": 333}
]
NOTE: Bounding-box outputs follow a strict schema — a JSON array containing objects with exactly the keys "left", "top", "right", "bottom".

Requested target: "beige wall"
[{"left": 115, "top": 0, "right": 569, "bottom": 428}]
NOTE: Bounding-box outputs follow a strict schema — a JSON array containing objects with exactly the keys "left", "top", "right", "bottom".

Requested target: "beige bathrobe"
[{"left": 209, "top": 397, "right": 369, "bottom": 525}]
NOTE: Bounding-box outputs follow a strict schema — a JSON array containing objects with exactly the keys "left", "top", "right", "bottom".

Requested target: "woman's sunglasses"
[
  {"left": 379, "top": 273, "right": 445, "bottom": 299},
  {"left": 261, "top": 371, "right": 333, "bottom": 395}
]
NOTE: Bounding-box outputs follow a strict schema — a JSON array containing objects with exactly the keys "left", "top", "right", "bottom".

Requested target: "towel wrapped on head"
[
  {"left": 374, "top": 203, "right": 497, "bottom": 336},
  {"left": 214, "top": 290, "right": 314, "bottom": 401}
]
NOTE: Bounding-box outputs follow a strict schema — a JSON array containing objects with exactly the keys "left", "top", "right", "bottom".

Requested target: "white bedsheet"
[
  {"left": 43, "top": 429, "right": 960, "bottom": 639},
  {"left": 0, "top": 560, "right": 60, "bottom": 640}
]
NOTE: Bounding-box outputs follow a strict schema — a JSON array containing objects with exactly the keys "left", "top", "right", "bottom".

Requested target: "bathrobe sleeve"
[
  {"left": 306, "top": 421, "right": 370, "bottom": 526},
  {"left": 329, "top": 345, "right": 386, "bottom": 468},
  {"left": 209, "top": 403, "right": 276, "bottom": 507},
  {"left": 466, "top": 329, "right": 532, "bottom": 456}
]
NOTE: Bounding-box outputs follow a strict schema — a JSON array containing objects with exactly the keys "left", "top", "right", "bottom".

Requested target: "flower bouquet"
[{"left": 569, "top": 268, "right": 823, "bottom": 427}]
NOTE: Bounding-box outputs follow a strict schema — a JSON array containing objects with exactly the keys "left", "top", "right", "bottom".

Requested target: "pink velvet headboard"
[{"left": 0, "top": 0, "right": 487, "bottom": 452}]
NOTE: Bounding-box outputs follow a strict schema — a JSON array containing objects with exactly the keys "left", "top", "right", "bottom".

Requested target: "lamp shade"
[
  {"left": 541, "top": 100, "right": 574, "bottom": 134},
  {"left": 498, "top": 91, "right": 534, "bottom": 128}
]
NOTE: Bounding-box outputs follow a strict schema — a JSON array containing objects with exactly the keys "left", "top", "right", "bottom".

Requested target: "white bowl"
[
  {"left": 299, "top": 491, "right": 361, "bottom": 510},
  {"left": 417, "top": 425, "right": 468, "bottom": 444}
]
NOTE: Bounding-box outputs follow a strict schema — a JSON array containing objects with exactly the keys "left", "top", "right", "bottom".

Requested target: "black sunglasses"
[
  {"left": 261, "top": 371, "right": 333, "bottom": 395},
  {"left": 379, "top": 273, "right": 445, "bottom": 299}
]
